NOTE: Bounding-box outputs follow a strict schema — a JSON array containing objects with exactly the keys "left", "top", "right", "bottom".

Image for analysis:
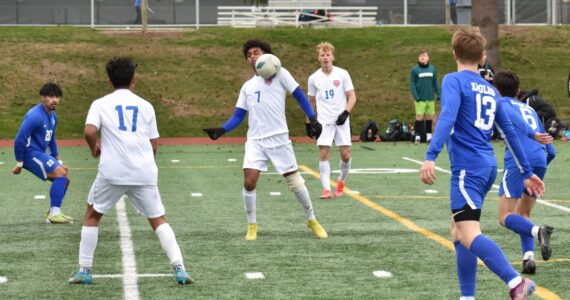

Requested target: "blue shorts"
[
  {"left": 499, "top": 166, "right": 546, "bottom": 199},
  {"left": 450, "top": 166, "right": 497, "bottom": 210},
  {"left": 23, "top": 152, "right": 61, "bottom": 181}
]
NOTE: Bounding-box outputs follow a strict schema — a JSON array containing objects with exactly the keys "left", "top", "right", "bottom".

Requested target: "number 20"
[{"left": 115, "top": 105, "right": 139, "bottom": 132}]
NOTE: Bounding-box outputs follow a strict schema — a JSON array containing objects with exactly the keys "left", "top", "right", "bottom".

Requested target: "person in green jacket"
[{"left": 409, "top": 50, "right": 441, "bottom": 144}]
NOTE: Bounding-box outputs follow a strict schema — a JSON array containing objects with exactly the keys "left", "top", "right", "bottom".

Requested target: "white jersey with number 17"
[
  {"left": 308, "top": 66, "right": 354, "bottom": 125},
  {"left": 236, "top": 67, "right": 299, "bottom": 140},
  {"left": 85, "top": 89, "right": 159, "bottom": 185}
]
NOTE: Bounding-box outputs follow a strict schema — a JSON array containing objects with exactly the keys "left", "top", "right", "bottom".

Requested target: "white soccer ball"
[{"left": 255, "top": 54, "right": 281, "bottom": 80}]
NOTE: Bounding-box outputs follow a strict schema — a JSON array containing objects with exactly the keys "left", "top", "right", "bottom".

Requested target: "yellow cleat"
[
  {"left": 245, "top": 223, "right": 258, "bottom": 241},
  {"left": 307, "top": 219, "right": 328, "bottom": 239},
  {"left": 44, "top": 210, "right": 73, "bottom": 221},
  {"left": 45, "top": 213, "right": 74, "bottom": 224}
]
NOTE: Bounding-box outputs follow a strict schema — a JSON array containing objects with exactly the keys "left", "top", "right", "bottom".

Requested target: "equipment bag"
[{"left": 360, "top": 120, "right": 379, "bottom": 142}]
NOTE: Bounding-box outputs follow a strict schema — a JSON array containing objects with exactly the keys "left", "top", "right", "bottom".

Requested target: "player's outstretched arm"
[
  {"left": 203, "top": 107, "right": 247, "bottom": 140},
  {"left": 84, "top": 124, "right": 101, "bottom": 158}
]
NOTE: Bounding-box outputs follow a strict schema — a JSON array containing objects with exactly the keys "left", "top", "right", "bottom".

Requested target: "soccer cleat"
[
  {"left": 245, "top": 223, "right": 258, "bottom": 241},
  {"left": 175, "top": 271, "right": 193, "bottom": 285},
  {"left": 521, "top": 259, "right": 536, "bottom": 275},
  {"left": 510, "top": 278, "right": 535, "bottom": 300},
  {"left": 335, "top": 179, "right": 345, "bottom": 197},
  {"left": 44, "top": 210, "right": 73, "bottom": 221},
  {"left": 538, "top": 225, "right": 553, "bottom": 261},
  {"left": 319, "top": 189, "right": 333, "bottom": 199},
  {"left": 45, "top": 213, "right": 74, "bottom": 224},
  {"left": 68, "top": 271, "right": 92, "bottom": 284},
  {"left": 307, "top": 219, "right": 328, "bottom": 239}
]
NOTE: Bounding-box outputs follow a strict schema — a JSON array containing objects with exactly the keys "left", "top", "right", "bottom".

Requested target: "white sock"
[
  {"left": 79, "top": 226, "right": 99, "bottom": 272},
  {"left": 319, "top": 161, "right": 331, "bottom": 190},
  {"left": 427, "top": 133, "right": 433, "bottom": 141},
  {"left": 155, "top": 223, "right": 185, "bottom": 272},
  {"left": 523, "top": 251, "right": 535, "bottom": 260},
  {"left": 338, "top": 158, "right": 351, "bottom": 181},
  {"left": 49, "top": 206, "right": 61, "bottom": 217},
  {"left": 531, "top": 226, "right": 539, "bottom": 238},
  {"left": 507, "top": 276, "right": 523, "bottom": 289},
  {"left": 293, "top": 185, "right": 316, "bottom": 221},
  {"left": 243, "top": 188, "right": 257, "bottom": 224},
  {"left": 459, "top": 297, "right": 475, "bottom": 300}
]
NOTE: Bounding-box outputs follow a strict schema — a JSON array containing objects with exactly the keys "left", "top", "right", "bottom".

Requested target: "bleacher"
[{"left": 218, "top": 0, "right": 377, "bottom": 28}]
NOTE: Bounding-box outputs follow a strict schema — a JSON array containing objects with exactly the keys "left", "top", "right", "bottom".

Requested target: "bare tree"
[{"left": 472, "top": 0, "right": 500, "bottom": 69}]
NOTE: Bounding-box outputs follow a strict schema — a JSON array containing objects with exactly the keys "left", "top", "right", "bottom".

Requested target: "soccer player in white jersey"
[
  {"left": 307, "top": 42, "right": 356, "bottom": 199},
  {"left": 204, "top": 39, "right": 328, "bottom": 241},
  {"left": 69, "top": 57, "right": 192, "bottom": 285}
]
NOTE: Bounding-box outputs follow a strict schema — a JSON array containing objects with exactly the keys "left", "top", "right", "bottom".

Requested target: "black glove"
[
  {"left": 335, "top": 110, "right": 350, "bottom": 125},
  {"left": 203, "top": 128, "right": 226, "bottom": 140},
  {"left": 307, "top": 116, "right": 322, "bottom": 139}
]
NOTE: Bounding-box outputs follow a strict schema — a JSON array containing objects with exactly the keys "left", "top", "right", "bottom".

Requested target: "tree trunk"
[{"left": 471, "top": 0, "right": 500, "bottom": 69}]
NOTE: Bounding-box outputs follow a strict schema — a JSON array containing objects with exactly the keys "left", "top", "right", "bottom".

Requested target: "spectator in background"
[
  {"left": 449, "top": 0, "right": 458, "bottom": 24},
  {"left": 409, "top": 49, "right": 441, "bottom": 144},
  {"left": 478, "top": 51, "right": 495, "bottom": 84},
  {"left": 133, "top": 0, "right": 142, "bottom": 24}
]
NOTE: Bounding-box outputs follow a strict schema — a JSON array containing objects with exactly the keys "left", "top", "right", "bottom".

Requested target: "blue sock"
[
  {"left": 520, "top": 235, "right": 535, "bottom": 256},
  {"left": 504, "top": 214, "right": 534, "bottom": 237},
  {"left": 454, "top": 241, "right": 477, "bottom": 297},
  {"left": 50, "top": 177, "right": 68, "bottom": 208},
  {"left": 469, "top": 234, "right": 519, "bottom": 284}
]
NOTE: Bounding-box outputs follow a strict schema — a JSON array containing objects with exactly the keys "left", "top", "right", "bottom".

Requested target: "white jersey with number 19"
[
  {"left": 85, "top": 89, "right": 159, "bottom": 185},
  {"left": 308, "top": 66, "right": 354, "bottom": 125},
  {"left": 236, "top": 67, "right": 299, "bottom": 140}
]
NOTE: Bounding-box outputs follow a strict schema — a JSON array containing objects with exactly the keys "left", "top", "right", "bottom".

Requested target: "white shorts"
[
  {"left": 243, "top": 135, "right": 298, "bottom": 175},
  {"left": 87, "top": 175, "right": 165, "bottom": 218},
  {"left": 317, "top": 123, "right": 352, "bottom": 146}
]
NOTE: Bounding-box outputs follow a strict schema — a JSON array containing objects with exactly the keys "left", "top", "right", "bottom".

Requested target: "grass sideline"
[
  {"left": 1, "top": 26, "right": 570, "bottom": 139},
  {"left": 0, "top": 141, "right": 568, "bottom": 299}
]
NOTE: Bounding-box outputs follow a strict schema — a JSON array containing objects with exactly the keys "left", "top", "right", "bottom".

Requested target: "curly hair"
[{"left": 242, "top": 39, "right": 272, "bottom": 59}]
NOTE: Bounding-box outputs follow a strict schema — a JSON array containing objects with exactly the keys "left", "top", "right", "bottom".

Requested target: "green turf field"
[{"left": 0, "top": 141, "right": 568, "bottom": 299}]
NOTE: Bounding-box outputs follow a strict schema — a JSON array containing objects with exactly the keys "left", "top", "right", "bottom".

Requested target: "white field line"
[
  {"left": 402, "top": 157, "right": 570, "bottom": 213},
  {"left": 116, "top": 197, "right": 140, "bottom": 300},
  {"left": 93, "top": 273, "right": 171, "bottom": 279}
]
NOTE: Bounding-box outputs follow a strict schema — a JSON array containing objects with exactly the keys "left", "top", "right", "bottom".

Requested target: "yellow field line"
[
  {"left": 299, "top": 165, "right": 561, "bottom": 300},
  {"left": 374, "top": 195, "right": 448, "bottom": 200}
]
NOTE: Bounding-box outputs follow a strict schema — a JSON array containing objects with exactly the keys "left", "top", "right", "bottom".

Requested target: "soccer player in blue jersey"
[
  {"left": 12, "top": 83, "right": 73, "bottom": 224},
  {"left": 420, "top": 29, "right": 544, "bottom": 299},
  {"left": 494, "top": 70, "right": 556, "bottom": 275}
]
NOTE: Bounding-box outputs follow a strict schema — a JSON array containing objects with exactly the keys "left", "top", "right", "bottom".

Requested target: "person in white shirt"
[
  {"left": 69, "top": 57, "right": 193, "bottom": 285},
  {"left": 307, "top": 42, "right": 356, "bottom": 199},
  {"left": 204, "top": 39, "right": 328, "bottom": 241}
]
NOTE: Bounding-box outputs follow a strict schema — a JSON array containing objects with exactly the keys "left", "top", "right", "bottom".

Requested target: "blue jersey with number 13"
[{"left": 426, "top": 70, "right": 532, "bottom": 178}]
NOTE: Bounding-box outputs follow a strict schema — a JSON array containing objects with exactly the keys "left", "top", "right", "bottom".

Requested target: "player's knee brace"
[{"left": 285, "top": 172, "right": 305, "bottom": 193}]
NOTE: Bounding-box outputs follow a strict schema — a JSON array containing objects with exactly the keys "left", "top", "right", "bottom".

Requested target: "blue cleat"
[
  {"left": 68, "top": 271, "right": 92, "bottom": 284},
  {"left": 175, "top": 271, "right": 193, "bottom": 285}
]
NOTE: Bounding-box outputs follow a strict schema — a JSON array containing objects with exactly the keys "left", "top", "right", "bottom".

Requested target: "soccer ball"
[{"left": 255, "top": 54, "right": 281, "bottom": 80}]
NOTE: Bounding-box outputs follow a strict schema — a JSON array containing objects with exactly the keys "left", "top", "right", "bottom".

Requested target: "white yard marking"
[
  {"left": 244, "top": 272, "right": 265, "bottom": 279},
  {"left": 170, "top": 160, "right": 180, "bottom": 163},
  {"left": 93, "top": 273, "right": 171, "bottom": 279},
  {"left": 116, "top": 197, "right": 140, "bottom": 300},
  {"left": 270, "top": 192, "right": 281, "bottom": 196},
  {"left": 33, "top": 195, "right": 46, "bottom": 200},
  {"left": 0, "top": 276, "right": 7, "bottom": 284},
  {"left": 348, "top": 190, "right": 361, "bottom": 194},
  {"left": 372, "top": 270, "right": 393, "bottom": 278},
  {"left": 227, "top": 158, "right": 237, "bottom": 162},
  {"left": 402, "top": 157, "right": 570, "bottom": 213},
  {"left": 424, "top": 189, "right": 438, "bottom": 194},
  {"left": 332, "top": 168, "right": 418, "bottom": 174},
  {"left": 0, "top": 162, "right": 5, "bottom": 165},
  {"left": 191, "top": 193, "right": 203, "bottom": 197}
]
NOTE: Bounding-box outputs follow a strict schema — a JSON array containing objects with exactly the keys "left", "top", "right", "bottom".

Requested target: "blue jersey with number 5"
[
  {"left": 501, "top": 97, "right": 555, "bottom": 169},
  {"left": 426, "top": 70, "right": 532, "bottom": 178}
]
